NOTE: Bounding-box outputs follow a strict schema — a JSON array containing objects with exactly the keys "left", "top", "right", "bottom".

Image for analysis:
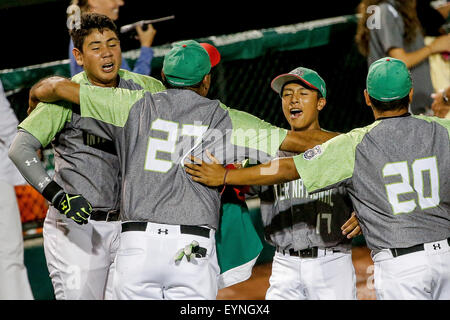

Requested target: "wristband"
[
  {"left": 219, "top": 168, "right": 230, "bottom": 197},
  {"left": 42, "top": 180, "right": 64, "bottom": 204}
]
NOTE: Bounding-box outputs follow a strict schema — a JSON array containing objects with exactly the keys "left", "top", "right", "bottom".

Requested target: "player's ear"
[
  {"left": 200, "top": 74, "right": 211, "bottom": 96},
  {"left": 72, "top": 48, "right": 84, "bottom": 67},
  {"left": 203, "top": 74, "right": 211, "bottom": 86},
  {"left": 317, "top": 97, "right": 326, "bottom": 111},
  {"left": 408, "top": 88, "right": 414, "bottom": 104},
  {"left": 364, "top": 89, "right": 372, "bottom": 107}
]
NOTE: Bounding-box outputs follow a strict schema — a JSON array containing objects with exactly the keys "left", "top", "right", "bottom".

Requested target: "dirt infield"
[{"left": 217, "top": 246, "right": 376, "bottom": 300}]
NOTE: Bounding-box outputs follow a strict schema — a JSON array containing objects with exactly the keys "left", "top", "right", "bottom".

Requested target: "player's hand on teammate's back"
[
  {"left": 341, "top": 212, "right": 362, "bottom": 239},
  {"left": 184, "top": 151, "right": 226, "bottom": 187},
  {"left": 53, "top": 192, "right": 92, "bottom": 225}
]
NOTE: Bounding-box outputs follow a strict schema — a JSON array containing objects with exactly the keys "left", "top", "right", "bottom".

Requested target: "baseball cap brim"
[
  {"left": 271, "top": 74, "right": 319, "bottom": 95},
  {"left": 200, "top": 43, "right": 221, "bottom": 67}
]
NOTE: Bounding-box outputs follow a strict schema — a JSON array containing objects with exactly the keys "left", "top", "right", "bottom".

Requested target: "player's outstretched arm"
[
  {"left": 29, "top": 76, "right": 80, "bottom": 108},
  {"left": 281, "top": 130, "right": 340, "bottom": 153},
  {"left": 185, "top": 154, "right": 299, "bottom": 187}
]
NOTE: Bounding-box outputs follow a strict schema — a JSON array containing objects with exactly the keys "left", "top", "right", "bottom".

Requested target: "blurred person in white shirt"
[{"left": 0, "top": 80, "right": 34, "bottom": 300}]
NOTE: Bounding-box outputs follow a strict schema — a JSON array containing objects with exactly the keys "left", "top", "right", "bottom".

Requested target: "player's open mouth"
[
  {"left": 102, "top": 63, "right": 115, "bottom": 73},
  {"left": 290, "top": 108, "right": 303, "bottom": 119}
]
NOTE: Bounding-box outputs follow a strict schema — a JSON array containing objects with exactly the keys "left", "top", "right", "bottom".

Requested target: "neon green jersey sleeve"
[
  {"left": 219, "top": 103, "right": 288, "bottom": 158},
  {"left": 293, "top": 121, "right": 381, "bottom": 193},
  {"left": 79, "top": 84, "right": 146, "bottom": 128},
  {"left": 18, "top": 101, "right": 72, "bottom": 148}
]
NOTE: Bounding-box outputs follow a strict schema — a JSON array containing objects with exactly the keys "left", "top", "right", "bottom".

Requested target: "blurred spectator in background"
[
  {"left": 355, "top": 0, "right": 450, "bottom": 115},
  {"left": 431, "top": 85, "right": 450, "bottom": 118},
  {"left": 418, "top": 1, "right": 450, "bottom": 101},
  {"left": 416, "top": 0, "right": 450, "bottom": 36},
  {"left": 0, "top": 80, "right": 33, "bottom": 300},
  {"left": 68, "top": 0, "right": 156, "bottom": 76}
]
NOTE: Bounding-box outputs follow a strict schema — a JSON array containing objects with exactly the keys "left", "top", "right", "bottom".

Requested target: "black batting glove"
[
  {"left": 42, "top": 181, "right": 92, "bottom": 225},
  {"left": 53, "top": 192, "right": 92, "bottom": 225}
]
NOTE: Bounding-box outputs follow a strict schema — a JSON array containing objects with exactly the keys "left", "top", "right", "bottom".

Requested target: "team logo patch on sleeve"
[{"left": 303, "top": 145, "right": 323, "bottom": 160}]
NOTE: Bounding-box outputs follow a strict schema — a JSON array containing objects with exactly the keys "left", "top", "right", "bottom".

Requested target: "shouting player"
[
  {"left": 185, "top": 57, "right": 450, "bottom": 300},
  {"left": 9, "top": 13, "right": 165, "bottom": 300},
  {"left": 20, "top": 40, "right": 341, "bottom": 299},
  {"left": 258, "top": 67, "right": 358, "bottom": 299}
]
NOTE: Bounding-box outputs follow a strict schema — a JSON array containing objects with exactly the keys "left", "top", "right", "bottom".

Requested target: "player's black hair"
[
  {"left": 70, "top": 13, "right": 119, "bottom": 52},
  {"left": 281, "top": 80, "right": 323, "bottom": 99},
  {"left": 369, "top": 94, "right": 410, "bottom": 112}
]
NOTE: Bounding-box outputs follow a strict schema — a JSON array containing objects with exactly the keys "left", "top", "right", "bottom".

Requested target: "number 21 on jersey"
[{"left": 382, "top": 156, "right": 440, "bottom": 215}]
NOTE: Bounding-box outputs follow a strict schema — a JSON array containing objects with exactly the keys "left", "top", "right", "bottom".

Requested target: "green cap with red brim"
[
  {"left": 271, "top": 67, "right": 327, "bottom": 98},
  {"left": 163, "top": 40, "right": 211, "bottom": 87}
]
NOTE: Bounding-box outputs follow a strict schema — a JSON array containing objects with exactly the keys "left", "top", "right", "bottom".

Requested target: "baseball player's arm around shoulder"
[
  {"left": 226, "top": 158, "right": 299, "bottom": 186},
  {"left": 280, "top": 129, "right": 340, "bottom": 153},
  {"left": 185, "top": 155, "right": 299, "bottom": 187},
  {"left": 30, "top": 76, "right": 80, "bottom": 106}
]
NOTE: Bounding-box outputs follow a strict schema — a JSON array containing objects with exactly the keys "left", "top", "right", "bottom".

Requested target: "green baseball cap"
[
  {"left": 163, "top": 40, "right": 212, "bottom": 87},
  {"left": 367, "top": 57, "right": 412, "bottom": 101},
  {"left": 271, "top": 67, "right": 327, "bottom": 98}
]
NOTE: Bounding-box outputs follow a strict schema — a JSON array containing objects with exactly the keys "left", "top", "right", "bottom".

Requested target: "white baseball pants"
[
  {"left": 43, "top": 208, "right": 121, "bottom": 300},
  {"left": 0, "top": 180, "right": 34, "bottom": 299},
  {"left": 112, "top": 222, "right": 220, "bottom": 300},
  {"left": 266, "top": 249, "right": 356, "bottom": 300},
  {"left": 372, "top": 238, "right": 450, "bottom": 300}
]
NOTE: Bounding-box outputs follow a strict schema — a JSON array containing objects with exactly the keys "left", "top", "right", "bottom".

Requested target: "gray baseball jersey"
[
  {"left": 293, "top": 114, "right": 450, "bottom": 251},
  {"left": 29, "top": 85, "right": 287, "bottom": 229},
  {"left": 18, "top": 70, "right": 165, "bottom": 213},
  {"left": 368, "top": 0, "right": 434, "bottom": 114},
  {"left": 258, "top": 151, "right": 353, "bottom": 252}
]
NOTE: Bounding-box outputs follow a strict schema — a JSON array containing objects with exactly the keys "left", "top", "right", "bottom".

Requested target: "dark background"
[
  {"left": 0, "top": 0, "right": 363, "bottom": 70},
  {"left": 1, "top": 1, "right": 445, "bottom": 129}
]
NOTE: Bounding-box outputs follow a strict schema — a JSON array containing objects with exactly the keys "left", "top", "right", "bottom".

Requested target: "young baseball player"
[
  {"left": 21, "top": 40, "right": 340, "bottom": 300},
  {"left": 256, "top": 67, "right": 358, "bottom": 299},
  {"left": 9, "top": 13, "right": 165, "bottom": 300},
  {"left": 185, "top": 57, "right": 450, "bottom": 300}
]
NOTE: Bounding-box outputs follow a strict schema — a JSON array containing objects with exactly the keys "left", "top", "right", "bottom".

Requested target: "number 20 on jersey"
[{"left": 383, "top": 156, "right": 440, "bottom": 215}]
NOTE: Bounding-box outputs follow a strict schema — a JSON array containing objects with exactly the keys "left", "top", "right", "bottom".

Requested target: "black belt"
[
  {"left": 89, "top": 210, "right": 120, "bottom": 222},
  {"left": 390, "top": 238, "right": 450, "bottom": 258},
  {"left": 276, "top": 247, "right": 319, "bottom": 258},
  {"left": 121, "top": 222, "right": 210, "bottom": 238}
]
